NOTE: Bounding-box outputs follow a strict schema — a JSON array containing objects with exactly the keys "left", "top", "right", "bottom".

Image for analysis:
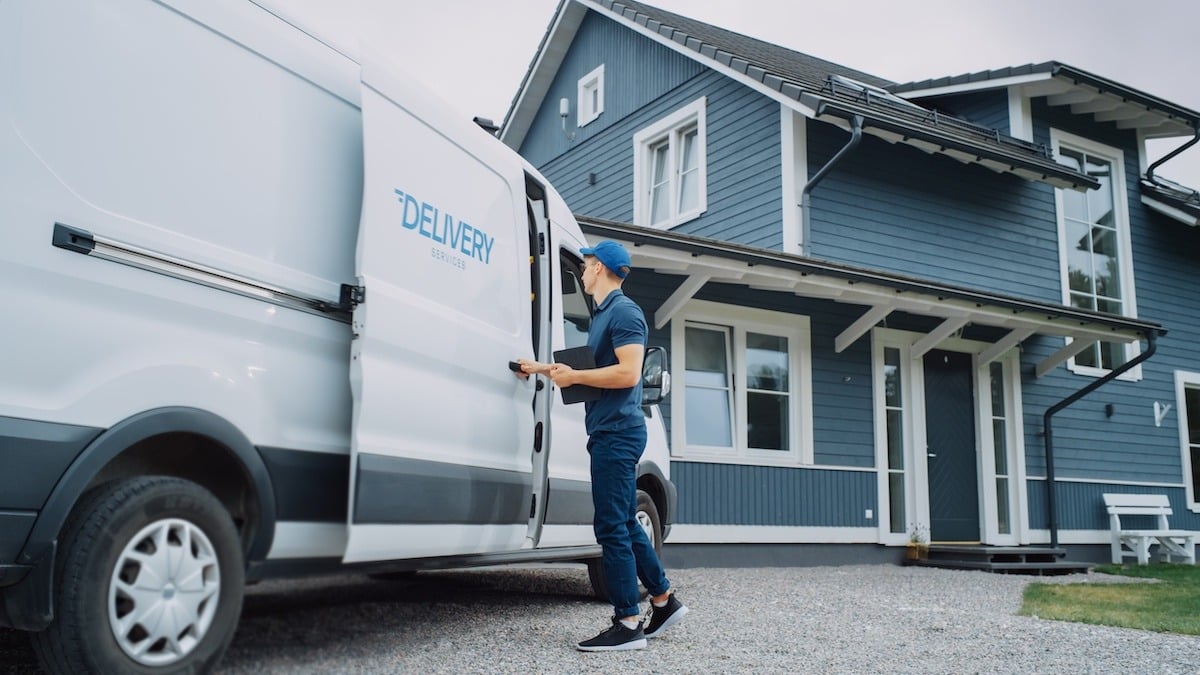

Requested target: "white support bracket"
[
  {"left": 1035, "top": 338, "right": 1097, "bottom": 378},
  {"left": 977, "top": 327, "right": 1036, "bottom": 366},
  {"left": 835, "top": 304, "right": 893, "bottom": 353},
  {"left": 654, "top": 273, "right": 711, "bottom": 330},
  {"left": 910, "top": 317, "right": 969, "bottom": 359}
]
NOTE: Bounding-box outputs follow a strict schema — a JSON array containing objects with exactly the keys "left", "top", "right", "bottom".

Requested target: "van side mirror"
[{"left": 641, "top": 346, "right": 670, "bottom": 406}]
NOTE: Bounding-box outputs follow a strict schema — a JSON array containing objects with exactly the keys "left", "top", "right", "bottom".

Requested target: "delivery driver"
[{"left": 515, "top": 240, "right": 687, "bottom": 652}]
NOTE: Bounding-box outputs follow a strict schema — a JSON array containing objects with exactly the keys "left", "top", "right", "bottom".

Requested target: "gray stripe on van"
[
  {"left": 353, "top": 453, "right": 531, "bottom": 525},
  {"left": 544, "top": 478, "right": 594, "bottom": 525}
]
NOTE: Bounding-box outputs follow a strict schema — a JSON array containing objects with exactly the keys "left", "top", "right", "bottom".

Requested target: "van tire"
[
  {"left": 587, "top": 490, "right": 662, "bottom": 602},
  {"left": 30, "top": 477, "right": 244, "bottom": 675}
]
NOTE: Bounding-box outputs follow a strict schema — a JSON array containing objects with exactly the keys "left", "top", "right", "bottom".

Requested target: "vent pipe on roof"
[
  {"left": 1041, "top": 331, "right": 1158, "bottom": 549},
  {"left": 1145, "top": 127, "right": 1199, "bottom": 187},
  {"left": 801, "top": 112, "right": 863, "bottom": 258}
]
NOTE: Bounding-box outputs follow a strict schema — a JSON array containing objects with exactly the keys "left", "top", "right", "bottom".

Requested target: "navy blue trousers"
[{"left": 588, "top": 425, "right": 670, "bottom": 618}]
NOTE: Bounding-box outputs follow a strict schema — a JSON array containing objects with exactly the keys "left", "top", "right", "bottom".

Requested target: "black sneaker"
[
  {"left": 643, "top": 594, "right": 688, "bottom": 638},
  {"left": 576, "top": 617, "right": 647, "bottom": 652}
]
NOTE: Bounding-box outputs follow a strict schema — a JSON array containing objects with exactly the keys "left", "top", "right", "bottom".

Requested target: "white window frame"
[
  {"left": 669, "top": 300, "right": 812, "bottom": 466},
  {"left": 577, "top": 64, "right": 604, "bottom": 127},
  {"left": 633, "top": 97, "right": 707, "bottom": 230},
  {"left": 1050, "top": 128, "right": 1141, "bottom": 380},
  {"left": 1177, "top": 371, "right": 1200, "bottom": 513}
]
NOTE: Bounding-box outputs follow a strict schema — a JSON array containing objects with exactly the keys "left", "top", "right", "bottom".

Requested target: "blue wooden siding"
[
  {"left": 519, "top": 11, "right": 703, "bottom": 168},
  {"left": 921, "top": 91, "right": 1011, "bottom": 133},
  {"left": 805, "top": 125, "right": 1063, "bottom": 302},
  {"left": 673, "top": 461, "right": 875, "bottom": 526},
  {"left": 1015, "top": 100, "right": 1199, "bottom": 486},
  {"left": 1026, "top": 481, "right": 1200, "bottom": 531},
  {"left": 521, "top": 12, "right": 784, "bottom": 250}
]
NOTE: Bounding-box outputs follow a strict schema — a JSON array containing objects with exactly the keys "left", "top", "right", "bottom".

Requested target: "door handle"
[{"left": 927, "top": 453, "right": 937, "bottom": 458}]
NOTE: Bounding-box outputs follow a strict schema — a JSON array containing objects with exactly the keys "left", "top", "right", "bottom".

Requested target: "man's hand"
[
  {"left": 548, "top": 363, "right": 578, "bottom": 388},
  {"left": 513, "top": 358, "right": 551, "bottom": 380}
]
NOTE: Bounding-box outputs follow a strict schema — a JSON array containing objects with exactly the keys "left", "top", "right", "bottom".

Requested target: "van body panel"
[{"left": 0, "top": 0, "right": 675, "bottom": 642}]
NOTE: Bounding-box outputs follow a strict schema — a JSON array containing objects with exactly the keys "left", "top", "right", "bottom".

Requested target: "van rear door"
[{"left": 344, "top": 56, "right": 535, "bottom": 563}]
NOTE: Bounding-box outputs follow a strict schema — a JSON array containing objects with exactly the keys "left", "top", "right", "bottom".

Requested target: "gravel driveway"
[{"left": 2, "top": 564, "right": 1198, "bottom": 673}]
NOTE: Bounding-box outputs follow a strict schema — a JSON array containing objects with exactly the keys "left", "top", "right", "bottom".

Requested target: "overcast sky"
[{"left": 287, "top": 0, "right": 1200, "bottom": 188}]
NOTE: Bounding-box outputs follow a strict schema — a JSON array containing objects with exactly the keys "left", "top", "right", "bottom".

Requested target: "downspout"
[
  {"left": 1042, "top": 331, "right": 1159, "bottom": 548},
  {"left": 801, "top": 112, "right": 863, "bottom": 257},
  {"left": 1145, "top": 127, "right": 1199, "bottom": 186}
]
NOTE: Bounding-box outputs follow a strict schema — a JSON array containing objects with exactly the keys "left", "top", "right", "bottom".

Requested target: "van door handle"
[{"left": 927, "top": 453, "right": 937, "bottom": 458}]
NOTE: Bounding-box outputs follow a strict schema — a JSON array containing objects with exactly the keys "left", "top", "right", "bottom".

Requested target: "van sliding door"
[{"left": 344, "top": 57, "right": 535, "bottom": 563}]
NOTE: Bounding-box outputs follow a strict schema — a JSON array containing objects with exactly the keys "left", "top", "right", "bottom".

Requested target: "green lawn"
[{"left": 1019, "top": 564, "right": 1200, "bottom": 635}]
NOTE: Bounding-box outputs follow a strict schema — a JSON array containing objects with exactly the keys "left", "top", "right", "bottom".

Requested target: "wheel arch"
[
  {"left": 22, "top": 407, "right": 277, "bottom": 568},
  {"left": 636, "top": 460, "right": 675, "bottom": 538}
]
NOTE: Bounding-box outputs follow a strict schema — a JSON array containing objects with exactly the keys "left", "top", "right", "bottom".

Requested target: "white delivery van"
[{"left": 0, "top": 1, "right": 676, "bottom": 672}]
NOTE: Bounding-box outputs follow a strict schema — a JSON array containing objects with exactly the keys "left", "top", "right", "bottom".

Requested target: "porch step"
[{"left": 908, "top": 545, "right": 1091, "bottom": 575}]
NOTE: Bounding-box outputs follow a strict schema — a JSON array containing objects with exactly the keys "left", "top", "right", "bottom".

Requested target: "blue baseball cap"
[{"left": 580, "top": 240, "right": 632, "bottom": 279}]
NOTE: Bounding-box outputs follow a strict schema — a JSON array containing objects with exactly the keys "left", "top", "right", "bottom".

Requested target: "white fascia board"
[
  {"left": 578, "top": 0, "right": 818, "bottom": 119},
  {"left": 893, "top": 72, "right": 1052, "bottom": 100},
  {"left": 1141, "top": 195, "right": 1200, "bottom": 227},
  {"left": 500, "top": 1, "right": 586, "bottom": 148}
]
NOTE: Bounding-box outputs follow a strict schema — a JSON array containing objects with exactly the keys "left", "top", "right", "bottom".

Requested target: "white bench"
[{"left": 1102, "top": 493, "right": 1197, "bottom": 565}]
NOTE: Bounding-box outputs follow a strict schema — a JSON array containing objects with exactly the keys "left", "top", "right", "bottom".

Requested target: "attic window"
[
  {"left": 829, "top": 75, "right": 924, "bottom": 111},
  {"left": 577, "top": 65, "right": 604, "bottom": 127}
]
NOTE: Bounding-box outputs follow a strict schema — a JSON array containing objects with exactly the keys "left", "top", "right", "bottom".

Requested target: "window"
[
  {"left": 1051, "top": 129, "right": 1138, "bottom": 375},
  {"left": 1178, "top": 372, "right": 1200, "bottom": 511},
  {"left": 883, "top": 347, "right": 907, "bottom": 535},
  {"left": 671, "top": 301, "right": 811, "bottom": 464},
  {"left": 559, "top": 253, "right": 593, "bottom": 349},
  {"left": 989, "top": 362, "right": 1012, "bottom": 535},
  {"left": 633, "top": 97, "right": 707, "bottom": 229},
  {"left": 577, "top": 65, "right": 604, "bottom": 127}
]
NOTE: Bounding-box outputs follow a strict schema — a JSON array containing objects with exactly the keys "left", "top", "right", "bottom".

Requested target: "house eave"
[
  {"left": 891, "top": 62, "right": 1200, "bottom": 139},
  {"left": 801, "top": 94, "right": 1100, "bottom": 191},
  {"left": 577, "top": 216, "right": 1164, "bottom": 359}
]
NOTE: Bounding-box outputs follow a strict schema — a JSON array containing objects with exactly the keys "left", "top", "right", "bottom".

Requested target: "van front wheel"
[
  {"left": 587, "top": 489, "right": 662, "bottom": 601},
  {"left": 31, "top": 477, "right": 244, "bottom": 674}
]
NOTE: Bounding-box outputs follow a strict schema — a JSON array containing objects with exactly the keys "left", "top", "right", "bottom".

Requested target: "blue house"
[{"left": 501, "top": 0, "right": 1200, "bottom": 567}]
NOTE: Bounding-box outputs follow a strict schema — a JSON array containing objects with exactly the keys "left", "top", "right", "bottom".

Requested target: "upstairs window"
[
  {"left": 1051, "top": 129, "right": 1138, "bottom": 375},
  {"left": 577, "top": 65, "right": 604, "bottom": 127},
  {"left": 633, "top": 97, "right": 707, "bottom": 229}
]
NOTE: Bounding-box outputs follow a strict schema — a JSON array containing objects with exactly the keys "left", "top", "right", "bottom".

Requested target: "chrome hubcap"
[
  {"left": 108, "top": 518, "right": 221, "bottom": 666},
  {"left": 637, "top": 509, "right": 655, "bottom": 547}
]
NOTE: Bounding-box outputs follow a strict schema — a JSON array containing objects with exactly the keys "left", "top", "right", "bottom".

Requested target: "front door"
[{"left": 924, "top": 349, "right": 979, "bottom": 542}]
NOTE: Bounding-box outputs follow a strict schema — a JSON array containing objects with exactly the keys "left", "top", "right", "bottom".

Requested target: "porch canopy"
[{"left": 577, "top": 216, "right": 1166, "bottom": 371}]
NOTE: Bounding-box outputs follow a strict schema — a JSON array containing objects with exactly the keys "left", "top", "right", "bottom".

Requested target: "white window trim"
[
  {"left": 633, "top": 97, "right": 707, "bottom": 230},
  {"left": 669, "top": 300, "right": 813, "bottom": 466},
  {"left": 576, "top": 64, "right": 604, "bottom": 127},
  {"left": 1177, "top": 370, "right": 1200, "bottom": 513},
  {"left": 1050, "top": 128, "right": 1141, "bottom": 381},
  {"left": 872, "top": 330, "right": 923, "bottom": 546}
]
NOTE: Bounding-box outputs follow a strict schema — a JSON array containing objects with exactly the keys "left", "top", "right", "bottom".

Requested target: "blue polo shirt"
[{"left": 584, "top": 290, "right": 646, "bottom": 434}]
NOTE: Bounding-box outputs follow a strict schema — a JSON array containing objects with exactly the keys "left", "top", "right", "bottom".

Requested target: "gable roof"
[
  {"left": 502, "top": 0, "right": 1099, "bottom": 191},
  {"left": 889, "top": 62, "right": 1200, "bottom": 139}
]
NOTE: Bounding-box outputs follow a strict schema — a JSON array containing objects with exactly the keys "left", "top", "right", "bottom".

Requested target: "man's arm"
[{"left": 550, "top": 343, "right": 643, "bottom": 389}]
